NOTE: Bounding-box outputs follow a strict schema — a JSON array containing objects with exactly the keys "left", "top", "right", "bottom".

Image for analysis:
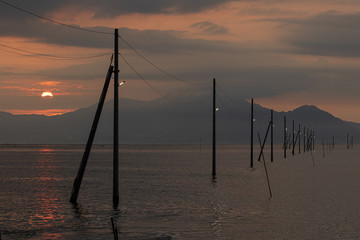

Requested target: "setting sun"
[{"left": 41, "top": 91, "right": 53, "bottom": 98}]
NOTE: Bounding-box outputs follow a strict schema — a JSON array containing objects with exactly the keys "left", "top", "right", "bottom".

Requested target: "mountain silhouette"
[{"left": 0, "top": 97, "right": 359, "bottom": 144}]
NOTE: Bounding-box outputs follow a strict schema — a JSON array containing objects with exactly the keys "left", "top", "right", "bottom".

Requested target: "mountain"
[{"left": 0, "top": 97, "right": 359, "bottom": 144}]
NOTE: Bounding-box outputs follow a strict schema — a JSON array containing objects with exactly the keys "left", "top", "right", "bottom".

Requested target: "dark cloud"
[
  {"left": 0, "top": 0, "right": 238, "bottom": 19},
  {"left": 191, "top": 21, "right": 229, "bottom": 35},
  {"left": 280, "top": 11, "right": 360, "bottom": 57}
]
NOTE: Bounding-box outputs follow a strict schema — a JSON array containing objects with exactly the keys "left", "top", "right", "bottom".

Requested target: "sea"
[{"left": 1, "top": 144, "right": 360, "bottom": 239}]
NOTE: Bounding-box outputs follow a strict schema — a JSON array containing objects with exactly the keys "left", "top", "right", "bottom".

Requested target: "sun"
[{"left": 41, "top": 91, "right": 53, "bottom": 98}]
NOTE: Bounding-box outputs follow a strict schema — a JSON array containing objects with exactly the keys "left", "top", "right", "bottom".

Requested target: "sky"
[{"left": 1, "top": 0, "right": 360, "bottom": 122}]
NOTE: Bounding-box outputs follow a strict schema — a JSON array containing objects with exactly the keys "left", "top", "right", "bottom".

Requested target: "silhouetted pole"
[
  {"left": 307, "top": 128, "right": 309, "bottom": 151},
  {"left": 271, "top": 109, "right": 273, "bottom": 162},
  {"left": 257, "top": 121, "right": 272, "bottom": 198},
  {"left": 303, "top": 126, "right": 306, "bottom": 152},
  {"left": 292, "top": 120, "right": 295, "bottom": 155},
  {"left": 212, "top": 78, "right": 216, "bottom": 176},
  {"left": 313, "top": 130, "right": 315, "bottom": 150},
  {"left": 298, "top": 124, "right": 301, "bottom": 154},
  {"left": 70, "top": 65, "right": 114, "bottom": 204},
  {"left": 347, "top": 133, "right": 349, "bottom": 149},
  {"left": 284, "top": 116, "right": 287, "bottom": 158},
  {"left": 332, "top": 135, "right": 335, "bottom": 149},
  {"left": 250, "top": 98, "right": 254, "bottom": 168},
  {"left": 113, "top": 29, "right": 119, "bottom": 206}
]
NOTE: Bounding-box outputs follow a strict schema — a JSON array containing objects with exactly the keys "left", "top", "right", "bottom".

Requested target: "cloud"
[
  {"left": 280, "top": 11, "right": 360, "bottom": 57},
  {"left": 0, "top": 0, "right": 238, "bottom": 19},
  {"left": 191, "top": 21, "right": 229, "bottom": 35}
]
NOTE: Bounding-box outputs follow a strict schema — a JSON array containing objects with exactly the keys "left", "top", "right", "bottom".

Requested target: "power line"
[
  {"left": 118, "top": 34, "right": 211, "bottom": 86},
  {"left": 119, "top": 52, "right": 212, "bottom": 106},
  {"left": 0, "top": 43, "right": 111, "bottom": 60},
  {"left": 216, "top": 83, "right": 246, "bottom": 105},
  {"left": 0, "top": 0, "right": 112, "bottom": 35}
]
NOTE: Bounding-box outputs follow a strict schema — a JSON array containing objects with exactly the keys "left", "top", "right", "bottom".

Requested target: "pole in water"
[
  {"left": 298, "top": 124, "right": 301, "bottom": 154},
  {"left": 113, "top": 29, "right": 119, "bottom": 207},
  {"left": 347, "top": 133, "right": 349, "bottom": 149},
  {"left": 303, "top": 126, "right": 306, "bottom": 153},
  {"left": 70, "top": 65, "right": 114, "bottom": 204},
  {"left": 257, "top": 121, "right": 272, "bottom": 198},
  {"left": 284, "top": 115, "right": 287, "bottom": 158},
  {"left": 313, "top": 130, "right": 315, "bottom": 150},
  {"left": 212, "top": 78, "right": 216, "bottom": 176},
  {"left": 292, "top": 120, "right": 295, "bottom": 155},
  {"left": 250, "top": 98, "right": 254, "bottom": 168},
  {"left": 258, "top": 132, "right": 265, "bottom": 162},
  {"left": 271, "top": 109, "right": 274, "bottom": 162}
]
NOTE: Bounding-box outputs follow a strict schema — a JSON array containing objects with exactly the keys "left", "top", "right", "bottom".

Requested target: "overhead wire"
[
  {"left": 119, "top": 52, "right": 208, "bottom": 106},
  {"left": 216, "top": 83, "right": 246, "bottom": 105},
  {"left": 0, "top": 0, "right": 113, "bottom": 35},
  {"left": 118, "top": 34, "right": 211, "bottom": 86},
  {"left": 0, "top": 0, "right": 213, "bottom": 103},
  {"left": 0, "top": 43, "right": 111, "bottom": 60}
]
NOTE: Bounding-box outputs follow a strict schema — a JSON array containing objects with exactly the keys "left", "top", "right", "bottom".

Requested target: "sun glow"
[{"left": 41, "top": 91, "right": 53, "bottom": 98}]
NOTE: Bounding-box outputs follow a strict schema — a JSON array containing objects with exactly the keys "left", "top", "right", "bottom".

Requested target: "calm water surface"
[{"left": 1, "top": 144, "right": 360, "bottom": 239}]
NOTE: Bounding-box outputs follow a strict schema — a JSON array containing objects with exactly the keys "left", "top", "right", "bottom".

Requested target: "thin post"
[
  {"left": 70, "top": 65, "right": 114, "bottom": 204},
  {"left": 284, "top": 116, "right": 287, "bottom": 158},
  {"left": 212, "top": 78, "right": 216, "bottom": 176},
  {"left": 257, "top": 121, "right": 272, "bottom": 198},
  {"left": 313, "top": 130, "right": 315, "bottom": 150},
  {"left": 258, "top": 132, "right": 265, "bottom": 162},
  {"left": 298, "top": 124, "right": 301, "bottom": 154},
  {"left": 113, "top": 29, "right": 119, "bottom": 206},
  {"left": 332, "top": 135, "right": 335, "bottom": 149},
  {"left": 347, "top": 133, "right": 349, "bottom": 149},
  {"left": 307, "top": 128, "right": 309, "bottom": 151},
  {"left": 303, "top": 126, "right": 306, "bottom": 152},
  {"left": 271, "top": 109, "right": 273, "bottom": 162},
  {"left": 292, "top": 120, "right": 295, "bottom": 155},
  {"left": 250, "top": 98, "right": 254, "bottom": 168}
]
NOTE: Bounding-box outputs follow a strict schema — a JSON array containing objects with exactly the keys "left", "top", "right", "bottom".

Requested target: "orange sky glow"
[{"left": 1, "top": 1, "right": 360, "bottom": 121}]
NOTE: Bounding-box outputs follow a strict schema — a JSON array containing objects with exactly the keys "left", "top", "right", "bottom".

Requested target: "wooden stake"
[{"left": 70, "top": 65, "right": 114, "bottom": 204}]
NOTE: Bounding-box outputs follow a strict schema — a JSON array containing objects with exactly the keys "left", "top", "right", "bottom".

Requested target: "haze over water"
[{"left": 1, "top": 144, "right": 360, "bottom": 239}]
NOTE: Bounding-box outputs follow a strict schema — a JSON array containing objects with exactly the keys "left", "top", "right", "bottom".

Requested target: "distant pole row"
[{"left": 283, "top": 116, "right": 315, "bottom": 159}]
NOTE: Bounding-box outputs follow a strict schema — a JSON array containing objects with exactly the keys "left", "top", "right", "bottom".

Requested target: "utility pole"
[
  {"left": 284, "top": 116, "right": 286, "bottom": 158},
  {"left": 251, "top": 98, "right": 254, "bottom": 168},
  {"left": 292, "top": 120, "right": 295, "bottom": 155},
  {"left": 113, "top": 29, "right": 119, "bottom": 207},
  {"left": 70, "top": 64, "right": 114, "bottom": 204},
  {"left": 298, "top": 124, "right": 301, "bottom": 154},
  {"left": 271, "top": 109, "right": 273, "bottom": 162},
  {"left": 212, "top": 78, "right": 216, "bottom": 177}
]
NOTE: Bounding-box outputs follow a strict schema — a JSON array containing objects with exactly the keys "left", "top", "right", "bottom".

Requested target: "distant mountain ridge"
[{"left": 0, "top": 97, "right": 359, "bottom": 144}]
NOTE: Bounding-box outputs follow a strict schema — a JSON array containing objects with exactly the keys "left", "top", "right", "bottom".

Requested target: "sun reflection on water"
[{"left": 26, "top": 147, "right": 65, "bottom": 233}]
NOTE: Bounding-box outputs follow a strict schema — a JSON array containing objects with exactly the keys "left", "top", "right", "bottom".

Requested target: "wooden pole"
[
  {"left": 292, "top": 120, "right": 295, "bottom": 155},
  {"left": 212, "top": 78, "right": 216, "bottom": 176},
  {"left": 113, "top": 29, "right": 119, "bottom": 207},
  {"left": 303, "top": 126, "right": 306, "bottom": 153},
  {"left": 70, "top": 65, "right": 114, "bottom": 204},
  {"left": 251, "top": 98, "right": 254, "bottom": 168},
  {"left": 271, "top": 109, "right": 273, "bottom": 162},
  {"left": 284, "top": 116, "right": 286, "bottom": 158},
  {"left": 298, "top": 124, "right": 301, "bottom": 154},
  {"left": 257, "top": 121, "right": 272, "bottom": 198}
]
